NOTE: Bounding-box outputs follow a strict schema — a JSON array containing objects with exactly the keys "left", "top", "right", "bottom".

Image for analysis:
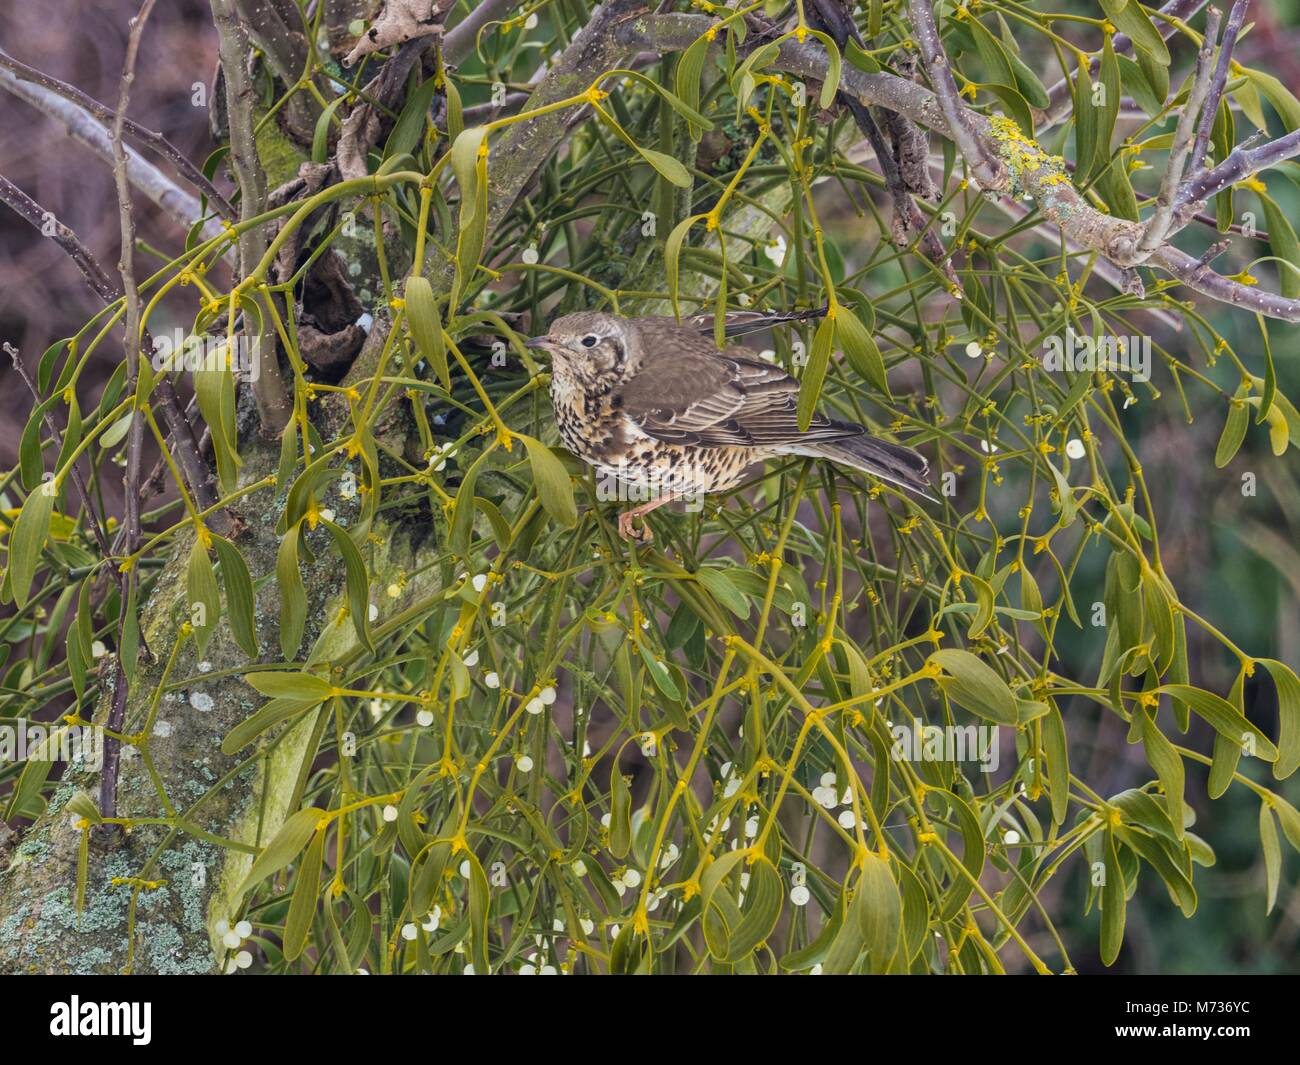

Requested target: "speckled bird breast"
[{"left": 550, "top": 372, "right": 757, "bottom": 497}]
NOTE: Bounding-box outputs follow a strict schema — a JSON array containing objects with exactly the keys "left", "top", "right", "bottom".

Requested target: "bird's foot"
[{"left": 617, "top": 509, "right": 654, "bottom": 543}]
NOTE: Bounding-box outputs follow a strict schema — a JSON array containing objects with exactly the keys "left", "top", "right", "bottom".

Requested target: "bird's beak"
[{"left": 524, "top": 336, "right": 555, "bottom": 351}]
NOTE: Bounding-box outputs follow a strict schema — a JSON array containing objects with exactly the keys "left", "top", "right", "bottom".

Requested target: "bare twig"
[
  {"left": 0, "top": 175, "right": 119, "bottom": 303},
  {"left": 1135, "top": 7, "right": 1221, "bottom": 259},
  {"left": 1152, "top": 243, "right": 1300, "bottom": 318},
  {"left": 102, "top": 0, "right": 159, "bottom": 822},
  {"left": 0, "top": 46, "right": 236, "bottom": 222},
  {"left": 0, "top": 176, "right": 218, "bottom": 516},
  {"left": 806, "top": 0, "right": 956, "bottom": 286},
  {"left": 1189, "top": 0, "right": 1250, "bottom": 174},
  {"left": 1177, "top": 128, "right": 1300, "bottom": 207},
  {"left": 0, "top": 64, "right": 227, "bottom": 245},
  {"left": 906, "top": 0, "right": 1005, "bottom": 190}
]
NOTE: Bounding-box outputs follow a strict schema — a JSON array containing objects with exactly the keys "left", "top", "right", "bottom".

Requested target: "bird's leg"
[{"left": 617, "top": 493, "right": 677, "bottom": 543}]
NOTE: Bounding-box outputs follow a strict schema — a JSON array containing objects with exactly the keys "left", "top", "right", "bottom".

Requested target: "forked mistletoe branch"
[
  {"left": 1039, "top": 0, "right": 1209, "bottom": 128},
  {"left": 629, "top": 1, "right": 1300, "bottom": 323}
]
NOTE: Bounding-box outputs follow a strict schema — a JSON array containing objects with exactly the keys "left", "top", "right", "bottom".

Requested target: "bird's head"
[{"left": 525, "top": 312, "right": 636, "bottom": 386}]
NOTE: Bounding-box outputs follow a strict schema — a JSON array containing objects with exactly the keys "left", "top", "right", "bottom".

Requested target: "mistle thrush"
[{"left": 526, "top": 309, "right": 931, "bottom": 541}]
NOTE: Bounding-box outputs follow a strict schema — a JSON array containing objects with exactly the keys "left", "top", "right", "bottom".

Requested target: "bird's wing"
[
  {"left": 676, "top": 306, "right": 828, "bottom": 339},
  {"left": 618, "top": 327, "right": 860, "bottom": 448}
]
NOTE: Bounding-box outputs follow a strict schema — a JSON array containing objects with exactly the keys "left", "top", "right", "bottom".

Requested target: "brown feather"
[{"left": 617, "top": 320, "right": 859, "bottom": 449}]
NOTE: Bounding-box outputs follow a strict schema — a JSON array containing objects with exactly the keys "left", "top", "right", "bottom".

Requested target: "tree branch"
[
  {"left": 1178, "top": 128, "right": 1300, "bottom": 208},
  {"left": 1189, "top": 0, "right": 1250, "bottom": 175},
  {"left": 211, "top": 0, "right": 293, "bottom": 433},
  {"left": 696, "top": 22, "right": 1300, "bottom": 322},
  {"left": 906, "top": 0, "right": 1005, "bottom": 189},
  {"left": 0, "top": 47, "right": 236, "bottom": 222},
  {"left": 0, "top": 175, "right": 218, "bottom": 519},
  {"left": 101, "top": 0, "right": 160, "bottom": 821},
  {"left": 0, "top": 64, "right": 227, "bottom": 245},
  {"left": 1135, "top": 7, "right": 1221, "bottom": 259}
]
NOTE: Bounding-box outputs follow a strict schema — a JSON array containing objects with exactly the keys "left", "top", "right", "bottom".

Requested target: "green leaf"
[
  {"left": 1270, "top": 792, "right": 1300, "bottom": 853},
  {"left": 853, "top": 851, "right": 901, "bottom": 973},
  {"left": 1142, "top": 570, "right": 1175, "bottom": 673},
  {"left": 1118, "top": 55, "right": 1163, "bottom": 118},
  {"left": 19, "top": 397, "right": 56, "bottom": 491},
  {"left": 965, "top": 572, "right": 995, "bottom": 638},
  {"left": 927, "top": 648, "right": 1019, "bottom": 725},
  {"left": 609, "top": 763, "right": 632, "bottom": 859},
  {"left": 519, "top": 434, "right": 577, "bottom": 528},
  {"left": 613, "top": 69, "right": 714, "bottom": 131},
  {"left": 7, "top": 481, "right": 57, "bottom": 608},
  {"left": 277, "top": 521, "right": 308, "bottom": 658},
  {"left": 807, "top": 31, "right": 842, "bottom": 108},
  {"left": 1046, "top": 458, "right": 1078, "bottom": 528},
  {"left": 965, "top": 15, "right": 1013, "bottom": 87},
  {"left": 311, "top": 95, "right": 348, "bottom": 164},
  {"left": 639, "top": 643, "right": 681, "bottom": 701},
  {"left": 65, "top": 790, "right": 102, "bottom": 825},
  {"left": 834, "top": 305, "right": 889, "bottom": 398},
  {"left": 1258, "top": 191, "right": 1300, "bottom": 300},
  {"left": 449, "top": 126, "right": 489, "bottom": 307},
  {"left": 322, "top": 519, "right": 374, "bottom": 653},
  {"left": 1246, "top": 68, "right": 1300, "bottom": 130},
  {"left": 276, "top": 418, "right": 299, "bottom": 495},
  {"left": 796, "top": 314, "right": 835, "bottom": 432},
  {"left": 212, "top": 534, "right": 259, "bottom": 658},
  {"left": 238, "top": 807, "right": 326, "bottom": 894},
  {"left": 1100, "top": 828, "right": 1127, "bottom": 965},
  {"left": 1258, "top": 658, "right": 1300, "bottom": 779},
  {"left": 193, "top": 352, "right": 240, "bottom": 495},
  {"left": 699, "top": 850, "right": 783, "bottom": 963},
  {"left": 464, "top": 850, "right": 491, "bottom": 974},
  {"left": 635, "top": 146, "right": 692, "bottom": 188},
  {"left": 222, "top": 690, "right": 329, "bottom": 755},
  {"left": 283, "top": 827, "right": 324, "bottom": 961},
  {"left": 404, "top": 275, "right": 449, "bottom": 390},
  {"left": 450, "top": 451, "right": 485, "bottom": 556},
  {"left": 186, "top": 538, "right": 221, "bottom": 656},
  {"left": 1260, "top": 803, "right": 1281, "bottom": 914},
  {"left": 675, "top": 35, "right": 713, "bottom": 139},
  {"left": 1090, "top": 37, "right": 1121, "bottom": 180},
  {"left": 1008, "top": 47, "right": 1050, "bottom": 109},
  {"left": 696, "top": 568, "right": 750, "bottom": 618},
  {"left": 385, "top": 76, "right": 440, "bottom": 160},
  {"left": 98, "top": 411, "right": 133, "bottom": 450},
  {"left": 1101, "top": 0, "right": 1169, "bottom": 66},
  {"left": 444, "top": 72, "right": 463, "bottom": 143},
  {"left": 935, "top": 789, "right": 986, "bottom": 919},
  {"left": 1042, "top": 704, "right": 1071, "bottom": 825},
  {"left": 1138, "top": 708, "right": 1186, "bottom": 839},
  {"left": 664, "top": 214, "right": 704, "bottom": 319},
  {"left": 1072, "top": 56, "right": 1099, "bottom": 182},
  {"left": 246, "top": 670, "right": 334, "bottom": 701},
  {"left": 1155, "top": 683, "right": 1278, "bottom": 763}
]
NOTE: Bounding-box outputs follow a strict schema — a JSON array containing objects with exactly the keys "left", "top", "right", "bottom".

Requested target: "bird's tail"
[{"left": 788, "top": 432, "right": 935, "bottom": 501}]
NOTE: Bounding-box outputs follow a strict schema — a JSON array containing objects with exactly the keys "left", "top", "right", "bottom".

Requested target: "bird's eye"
[{"left": 581, "top": 334, "right": 599, "bottom": 348}]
